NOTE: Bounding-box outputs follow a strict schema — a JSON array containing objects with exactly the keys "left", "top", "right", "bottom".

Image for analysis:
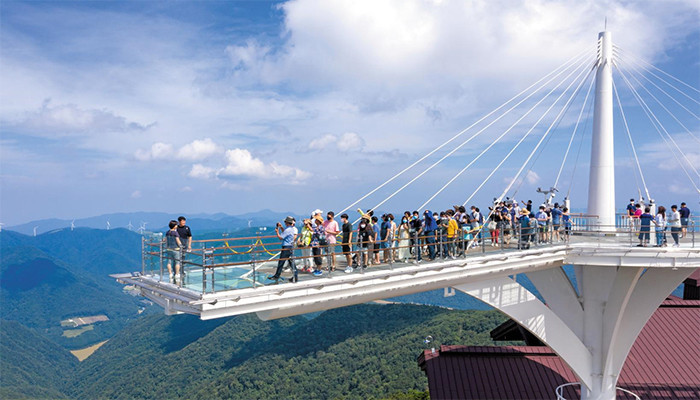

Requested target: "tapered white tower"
[{"left": 588, "top": 31, "right": 615, "bottom": 228}]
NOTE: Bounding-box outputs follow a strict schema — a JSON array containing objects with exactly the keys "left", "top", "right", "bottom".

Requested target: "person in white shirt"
[
  {"left": 668, "top": 205, "right": 682, "bottom": 247},
  {"left": 654, "top": 206, "right": 667, "bottom": 247}
]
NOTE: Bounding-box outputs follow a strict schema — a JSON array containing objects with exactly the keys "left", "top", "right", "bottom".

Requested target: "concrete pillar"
[{"left": 588, "top": 31, "right": 615, "bottom": 231}]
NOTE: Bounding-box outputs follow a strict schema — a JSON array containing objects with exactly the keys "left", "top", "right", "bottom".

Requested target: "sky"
[{"left": 1, "top": 0, "right": 699, "bottom": 226}]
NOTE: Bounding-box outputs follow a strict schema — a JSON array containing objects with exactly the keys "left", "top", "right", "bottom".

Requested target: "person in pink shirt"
[{"left": 323, "top": 211, "right": 340, "bottom": 272}]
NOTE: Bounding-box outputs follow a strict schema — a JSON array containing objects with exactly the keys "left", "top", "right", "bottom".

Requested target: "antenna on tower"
[
  {"left": 604, "top": 16, "right": 607, "bottom": 30},
  {"left": 71, "top": 220, "right": 75, "bottom": 231}
]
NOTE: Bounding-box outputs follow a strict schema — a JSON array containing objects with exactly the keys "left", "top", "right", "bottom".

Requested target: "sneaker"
[
  {"left": 344, "top": 266, "right": 353, "bottom": 274},
  {"left": 266, "top": 275, "right": 279, "bottom": 281},
  {"left": 312, "top": 270, "right": 323, "bottom": 277},
  {"left": 289, "top": 276, "right": 298, "bottom": 283}
]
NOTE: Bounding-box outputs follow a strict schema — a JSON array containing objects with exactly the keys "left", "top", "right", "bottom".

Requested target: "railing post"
[
  {"left": 481, "top": 227, "right": 486, "bottom": 253},
  {"left": 141, "top": 236, "right": 146, "bottom": 275},
  {"left": 251, "top": 238, "right": 257, "bottom": 287},
  {"left": 159, "top": 239, "right": 164, "bottom": 282}
]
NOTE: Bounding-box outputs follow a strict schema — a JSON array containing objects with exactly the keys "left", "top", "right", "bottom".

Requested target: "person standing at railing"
[
  {"left": 423, "top": 211, "right": 437, "bottom": 261},
  {"left": 446, "top": 210, "right": 459, "bottom": 258},
  {"left": 637, "top": 207, "right": 656, "bottom": 247},
  {"left": 323, "top": 211, "right": 340, "bottom": 272},
  {"left": 311, "top": 216, "right": 326, "bottom": 276},
  {"left": 297, "top": 219, "right": 313, "bottom": 273},
  {"left": 176, "top": 216, "right": 192, "bottom": 251},
  {"left": 632, "top": 203, "right": 643, "bottom": 232},
  {"left": 562, "top": 207, "right": 572, "bottom": 242},
  {"left": 655, "top": 206, "right": 667, "bottom": 247},
  {"left": 536, "top": 206, "right": 549, "bottom": 244},
  {"left": 518, "top": 209, "right": 531, "bottom": 250},
  {"left": 397, "top": 216, "right": 411, "bottom": 263},
  {"left": 270, "top": 216, "right": 298, "bottom": 283},
  {"left": 356, "top": 217, "right": 373, "bottom": 269},
  {"left": 668, "top": 205, "right": 682, "bottom": 247},
  {"left": 340, "top": 214, "right": 354, "bottom": 273},
  {"left": 626, "top": 199, "right": 636, "bottom": 227},
  {"left": 551, "top": 203, "right": 563, "bottom": 242},
  {"left": 410, "top": 211, "right": 422, "bottom": 261},
  {"left": 680, "top": 202, "right": 690, "bottom": 238},
  {"left": 165, "top": 220, "right": 183, "bottom": 284},
  {"left": 501, "top": 206, "right": 512, "bottom": 246}
]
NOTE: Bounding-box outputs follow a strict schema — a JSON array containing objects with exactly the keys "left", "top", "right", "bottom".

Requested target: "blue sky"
[{"left": 1, "top": 0, "right": 698, "bottom": 226}]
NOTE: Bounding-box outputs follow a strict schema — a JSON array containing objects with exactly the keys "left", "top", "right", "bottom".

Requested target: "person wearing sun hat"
[
  {"left": 518, "top": 208, "right": 532, "bottom": 249},
  {"left": 270, "top": 216, "right": 298, "bottom": 283}
]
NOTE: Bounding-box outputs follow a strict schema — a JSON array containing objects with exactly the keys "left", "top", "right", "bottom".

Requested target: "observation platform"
[{"left": 113, "top": 219, "right": 700, "bottom": 321}]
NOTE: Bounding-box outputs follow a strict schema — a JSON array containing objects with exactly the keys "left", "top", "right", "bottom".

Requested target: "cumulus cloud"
[
  {"left": 526, "top": 171, "right": 540, "bottom": 184},
  {"left": 130, "top": 190, "right": 142, "bottom": 199},
  {"left": 307, "top": 132, "right": 365, "bottom": 152},
  {"left": 8, "top": 100, "right": 151, "bottom": 137},
  {"left": 177, "top": 138, "right": 223, "bottom": 160},
  {"left": 135, "top": 138, "right": 222, "bottom": 161},
  {"left": 188, "top": 164, "right": 216, "bottom": 179},
  {"left": 217, "top": 148, "right": 310, "bottom": 182}
]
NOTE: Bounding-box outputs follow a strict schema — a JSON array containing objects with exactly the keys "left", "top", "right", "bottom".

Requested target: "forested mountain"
[
  {"left": 0, "top": 320, "right": 77, "bottom": 399},
  {"left": 0, "top": 230, "right": 147, "bottom": 348},
  {"left": 70, "top": 304, "right": 510, "bottom": 399}
]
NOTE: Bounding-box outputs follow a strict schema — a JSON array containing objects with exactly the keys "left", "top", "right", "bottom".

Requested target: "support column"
[{"left": 588, "top": 31, "right": 615, "bottom": 230}]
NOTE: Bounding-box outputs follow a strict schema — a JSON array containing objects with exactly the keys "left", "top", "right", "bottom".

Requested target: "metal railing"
[
  {"left": 555, "top": 382, "right": 640, "bottom": 400},
  {"left": 139, "top": 216, "right": 695, "bottom": 295}
]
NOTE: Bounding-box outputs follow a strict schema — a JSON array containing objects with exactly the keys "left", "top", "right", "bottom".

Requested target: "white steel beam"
[
  {"left": 525, "top": 267, "right": 583, "bottom": 338},
  {"left": 454, "top": 278, "right": 593, "bottom": 389}
]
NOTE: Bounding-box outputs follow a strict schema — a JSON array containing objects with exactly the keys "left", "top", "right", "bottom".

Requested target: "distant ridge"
[{"left": 7, "top": 209, "right": 307, "bottom": 235}]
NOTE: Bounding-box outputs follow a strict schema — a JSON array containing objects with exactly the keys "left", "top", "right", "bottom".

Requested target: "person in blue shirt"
[
  {"left": 423, "top": 210, "right": 437, "bottom": 260},
  {"left": 535, "top": 206, "right": 549, "bottom": 244},
  {"left": 679, "top": 202, "right": 690, "bottom": 238},
  {"left": 562, "top": 207, "right": 572, "bottom": 242},
  {"left": 550, "top": 203, "right": 563, "bottom": 242},
  {"left": 371, "top": 216, "right": 381, "bottom": 264},
  {"left": 270, "top": 216, "right": 298, "bottom": 283},
  {"left": 637, "top": 207, "right": 656, "bottom": 247},
  {"left": 518, "top": 209, "right": 531, "bottom": 249}
]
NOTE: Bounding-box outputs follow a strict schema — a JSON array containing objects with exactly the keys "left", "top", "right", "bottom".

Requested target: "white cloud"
[
  {"left": 7, "top": 100, "right": 151, "bottom": 137},
  {"left": 188, "top": 164, "right": 215, "bottom": 179},
  {"left": 135, "top": 138, "right": 222, "bottom": 161},
  {"left": 134, "top": 142, "right": 175, "bottom": 161},
  {"left": 307, "top": 132, "right": 365, "bottom": 152},
  {"left": 177, "top": 138, "right": 223, "bottom": 161},
  {"left": 130, "top": 190, "right": 142, "bottom": 199},
  {"left": 526, "top": 171, "right": 540, "bottom": 184},
  {"left": 217, "top": 148, "right": 310, "bottom": 182}
]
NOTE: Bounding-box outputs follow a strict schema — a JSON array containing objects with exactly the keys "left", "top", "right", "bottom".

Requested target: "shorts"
[
  {"left": 681, "top": 218, "right": 688, "bottom": 228},
  {"left": 539, "top": 226, "right": 547, "bottom": 233},
  {"left": 166, "top": 248, "right": 181, "bottom": 263},
  {"left": 373, "top": 243, "right": 381, "bottom": 253},
  {"left": 342, "top": 244, "right": 352, "bottom": 254}
]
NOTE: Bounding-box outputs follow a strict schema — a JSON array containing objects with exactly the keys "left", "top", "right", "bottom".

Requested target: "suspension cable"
[
  {"left": 553, "top": 70, "right": 596, "bottom": 190},
  {"left": 616, "top": 66, "right": 700, "bottom": 193},
  {"left": 460, "top": 60, "right": 595, "bottom": 208},
  {"left": 511, "top": 68, "right": 595, "bottom": 200},
  {"left": 616, "top": 57, "right": 700, "bottom": 144},
  {"left": 566, "top": 93, "right": 594, "bottom": 198},
  {"left": 612, "top": 78, "right": 651, "bottom": 200},
  {"left": 357, "top": 53, "right": 595, "bottom": 219},
  {"left": 412, "top": 56, "right": 595, "bottom": 210},
  {"left": 336, "top": 46, "right": 595, "bottom": 215},
  {"left": 615, "top": 45, "right": 700, "bottom": 95}
]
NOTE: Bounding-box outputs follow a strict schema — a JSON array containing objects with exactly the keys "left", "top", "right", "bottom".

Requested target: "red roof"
[{"left": 419, "top": 298, "right": 700, "bottom": 400}]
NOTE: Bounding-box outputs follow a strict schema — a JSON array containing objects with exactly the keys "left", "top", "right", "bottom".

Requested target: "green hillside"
[
  {"left": 70, "top": 304, "right": 512, "bottom": 399},
  {"left": 0, "top": 231, "right": 148, "bottom": 349},
  {"left": 0, "top": 320, "right": 78, "bottom": 399}
]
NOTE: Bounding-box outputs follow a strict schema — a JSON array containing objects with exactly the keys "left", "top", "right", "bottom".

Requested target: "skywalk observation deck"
[{"left": 113, "top": 216, "right": 699, "bottom": 321}]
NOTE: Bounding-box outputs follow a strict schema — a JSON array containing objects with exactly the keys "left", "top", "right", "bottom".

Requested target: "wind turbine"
[
  {"left": 106, "top": 220, "right": 111, "bottom": 230},
  {"left": 0, "top": 222, "right": 4, "bottom": 232},
  {"left": 248, "top": 219, "right": 253, "bottom": 228},
  {"left": 33, "top": 226, "right": 38, "bottom": 237},
  {"left": 127, "top": 221, "right": 134, "bottom": 231},
  {"left": 71, "top": 220, "right": 75, "bottom": 231},
  {"left": 138, "top": 222, "right": 147, "bottom": 234}
]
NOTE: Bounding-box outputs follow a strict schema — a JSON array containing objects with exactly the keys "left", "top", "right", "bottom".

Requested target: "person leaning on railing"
[
  {"left": 297, "top": 219, "right": 313, "bottom": 273},
  {"left": 165, "top": 220, "right": 182, "bottom": 284}
]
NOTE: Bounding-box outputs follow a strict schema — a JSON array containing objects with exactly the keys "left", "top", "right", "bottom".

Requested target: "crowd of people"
[
  {"left": 625, "top": 199, "right": 692, "bottom": 247},
  {"left": 267, "top": 199, "right": 577, "bottom": 283},
  {"left": 163, "top": 199, "right": 693, "bottom": 285}
]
